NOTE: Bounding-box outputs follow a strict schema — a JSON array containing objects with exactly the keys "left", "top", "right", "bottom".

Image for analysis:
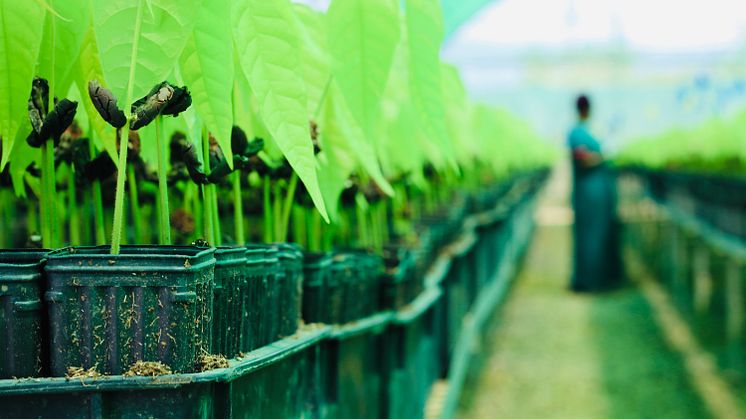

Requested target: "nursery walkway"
[{"left": 455, "top": 166, "right": 744, "bottom": 419}]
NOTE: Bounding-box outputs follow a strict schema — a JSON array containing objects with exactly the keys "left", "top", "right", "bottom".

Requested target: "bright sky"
[{"left": 450, "top": 0, "right": 746, "bottom": 52}]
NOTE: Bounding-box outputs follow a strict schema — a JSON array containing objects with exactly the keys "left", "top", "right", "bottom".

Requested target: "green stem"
[
  {"left": 92, "top": 179, "right": 106, "bottom": 245},
  {"left": 127, "top": 165, "right": 145, "bottom": 243},
  {"left": 233, "top": 171, "right": 244, "bottom": 245},
  {"left": 212, "top": 185, "right": 221, "bottom": 246},
  {"left": 155, "top": 116, "right": 171, "bottom": 244},
  {"left": 0, "top": 190, "right": 6, "bottom": 248},
  {"left": 201, "top": 128, "right": 215, "bottom": 245},
  {"left": 45, "top": 140, "right": 58, "bottom": 247},
  {"left": 321, "top": 213, "right": 333, "bottom": 252},
  {"left": 111, "top": 127, "right": 130, "bottom": 253},
  {"left": 279, "top": 173, "right": 298, "bottom": 242},
  {"left": 87, "top": 121, "right": 106, "bottom": 245},
  {"left": 27, "top": 199, "right": 38, "bottom": 242},
  {"left": 356, "top": 198, "right": 369, "bottom": 248},
  {"left": 68, "top": 169, "right": 80, "bottom": 246},
  {"left": 263, "top": 176, "right": 273, "bottom": 243},
  {"left": 111, "top": 0, "right": 145, "bottom": 254},
  {"left": 273, "top": 183, "right": 283, "bottom": 242},
  {"left": 310, "top": 209, "right": 322, "bottom": 252},
  {"left": 291, "top": 205, "right": 306, "bottom": 248},
  {"left": 39, "top": 146, "right": 50, "bottom": 246},
  {"left": 190, "top": 183, "right": 203, "bottom": 243}
]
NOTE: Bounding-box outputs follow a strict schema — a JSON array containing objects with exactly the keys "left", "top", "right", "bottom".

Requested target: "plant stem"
[
  {"left": 154, "top": 116, "right": 171, "bottom": 244},
  {"left": 279, "top": 173, "right": 298, "bottom": 242},
  {"left": 190, "top": 183, "right": 203, "bottom": 243},
  {"left": 310, "top": 209, "right": 322, "bottom": 252},
  {"left": 68, "top": 169, "right": 80, "bottom": 246},
  {"left": 127, "top": 165, "right": 145, "bottom": 243},
  {"left": 92, "top": 178, "right": 106, "bottom": 245},
  {"left": 39, "top": 146, "right": 50, "bottom": 246},
  {"left": 111, "top": 0, "right": 145, "bottom": 254},
  {"left": 201, "top": 127, "right": 215, "bottom": 245},
  {"left": 356, "top": 197, "right": 369, "bottom": 248},
  {"left": 44, "top": 140, "right": 58, "bottom": 247},
  {"left": 212, "top": 185, "right": 221, "bottom": 246},
  {"left": 263, "top": 176, "right": 272, "bottom": 243},
  {"left": 27, "top": 199, "right": 38, "bottom": 243},
  {"left": 273, "top": 183, "right": 283, "bottom": 242},
  {"left": 233, "top": 171, "right": 245, "bottom": 245},
  {"left": 87, "top": 122, "right": 106, "bottom": 245},
  {"left": 291, "top": 205, "right": 306, "bottom": 248}
]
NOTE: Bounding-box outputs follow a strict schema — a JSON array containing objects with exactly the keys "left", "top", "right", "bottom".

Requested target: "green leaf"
[
  {"left": 74, "top": 18, "right": 119, "bottom": 161},
  {"left": 37, "top": 0, "right": 90, "bottom": 99},
  {"left": 92, "top": 0, "right": 200, "bottom": 106},
  {"left": 324, "top": 81, "right": 393, "bottom": 196},
  {"left": 292, "top": 4, "right": 330, "bottom": 117},
  {"left": 233, "top": 0, "right": 328, "bottom": 221},
  {"left": 9, "top": 122, "right": 39, "bottom": 198},
  {"left": 0, "top": 0, "right": 45, "bottom": 169},
  {"left": 327, "top": 0, "right": 400, "bottom": 139},
  {"left": 405, "top": 0, "right": 456, "bottom": 170},
  {"left": 180, "top": 0, "right": 234, "bottom": 166}
]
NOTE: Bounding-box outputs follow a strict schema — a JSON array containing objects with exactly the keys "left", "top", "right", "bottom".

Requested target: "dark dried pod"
[
  {"left": 206, "top": 159, "right": 232, "bottom": 184},
  {"left": 88, "top": 80, "right": 127, "bottom": 128},
  {"left": 160, "top": 85, "right": 191, "bottom": 116},
  {"left": 130, "top": 82, "right": 191, "bottom": 130},
  {"left": 182, "top": 142, "right": 208, "bottom": 184},
  {"left": 28, "top": 78, "right": 49, "bottom": 135},
  {"left": 130, "top": 82, "right": 173, "bottom": 130},
  {"left": 231, "top": 126, "right": 249, "bottom": 156},
  {"left": 42, "top": 99, "right": 78, "bottom": 144}
]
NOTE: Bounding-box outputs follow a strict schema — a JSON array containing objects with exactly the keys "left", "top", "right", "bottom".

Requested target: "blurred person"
[{"left": 567, "top": 94, "right": 622, "bottom": 292}]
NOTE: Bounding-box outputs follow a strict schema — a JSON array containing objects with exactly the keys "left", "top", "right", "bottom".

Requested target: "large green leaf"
[
  {"left": 37, "top": 0, "right": 90, "bottom": 99},
  {"left": 0, "top": 1, "right": 45, "bottom": 169},
  {"left": 92, "top": 0, "right": 200, "bottom": 106},
  {"left": 292, "top": 4, "right": 330, "bottom": 117},
  {"left": 74, "top": 18, "right": 119, "bottom": 161},
  {"left": 180, "top": 0, "right": 234, "bottom": 166},
  {"left": 232, "top": 0, "right": 328, "bottom": 221},
  {"left": 327, "top": 0, "right": 400, "bottom": 139},
  {"left": 405, "top": 0, "right": 456, "bottom": 170}
]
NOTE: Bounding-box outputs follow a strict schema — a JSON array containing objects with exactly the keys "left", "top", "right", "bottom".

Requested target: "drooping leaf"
[
  {"left": 180, "top": 0, "right": 234, "bottom": 167},
  {"left": 37, "top": 0, "right": 90, "bottom": 99},
  {"left": 0, "top": 0, "right": 45, "bottom": 169},
  {"left": 327, "top": 0, "right": 400, "bottom": 139},
  {"left": 292, "top": 4, "right": 330, "bottom": 117},
  {"left": 405, "top": 0, "right": 456, "bottom": 170},
  {"left": 324, "top": 81, "right": 393, "bottom": 196},
  {"left": 92, "top": 0, "right": 200, "bottom": 107},
  {"left": 233, "top": 0, "right": 328, "bottom": 221}
]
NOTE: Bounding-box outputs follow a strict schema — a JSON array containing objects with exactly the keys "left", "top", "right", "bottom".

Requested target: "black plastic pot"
[
  {"left": 44, "top": 245, "right": 216, "bottom": 376},
  {"left": 212, "top": 246, "right": 248, "bottom": 357},
  {"left": 0, "top": 249, "right": 49, "bottom": 378}
]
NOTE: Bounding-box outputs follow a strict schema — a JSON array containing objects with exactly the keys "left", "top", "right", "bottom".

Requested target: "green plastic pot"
[
  {"left": 212, "top": 247, "right": 248, "bottom": 357},
  {"left": 275, "top": 244, "right": 303, "bottom": 340},
  {"left": 242, "top": 245, "right": 277, "bottom": 352},
  {"left": 0, "top": 249, "right": 49, "bottom": 378},
  {"left": 44, "top": 245, "right": 216, "bottom": 376},
  {"left": 302, "top": 252, "right": 332, "bottom": 324},
  {"left": 0, "top": 325, "right": 329, "bottom": 418}
]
